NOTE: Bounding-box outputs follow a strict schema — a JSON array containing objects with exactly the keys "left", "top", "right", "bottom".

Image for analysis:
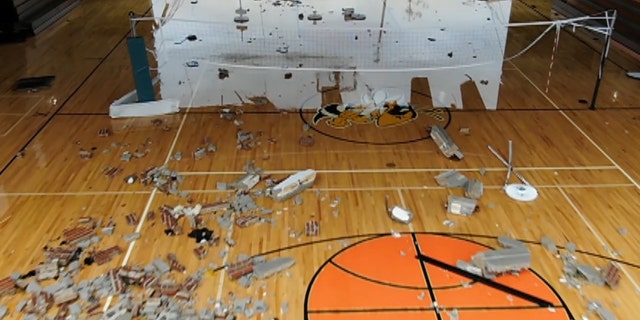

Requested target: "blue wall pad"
[{"left": 127, "top": 36, "right": 155, "bottom": 102}]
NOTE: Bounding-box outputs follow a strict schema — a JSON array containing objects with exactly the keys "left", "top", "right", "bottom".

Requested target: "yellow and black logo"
[{"left": 312, "top": 101, "right": 418, "bottom": 129}]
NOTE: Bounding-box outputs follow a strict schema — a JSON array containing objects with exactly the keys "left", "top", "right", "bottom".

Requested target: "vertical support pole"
[
  {"left": 126, "top": 12, "right": 155, "bottom": 102},
  {"left": 589, "top": 10, "right": 616, "bottom": 110}
]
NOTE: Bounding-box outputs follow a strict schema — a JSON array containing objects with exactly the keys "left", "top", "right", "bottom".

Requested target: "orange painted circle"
[{"left": 305, "top": 233, "right": 574, "bottom": 320}]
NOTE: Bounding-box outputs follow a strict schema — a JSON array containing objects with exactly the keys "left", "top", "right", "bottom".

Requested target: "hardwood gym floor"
[{"left": 0, "top": 0, "right": 639, "bottom": 319}]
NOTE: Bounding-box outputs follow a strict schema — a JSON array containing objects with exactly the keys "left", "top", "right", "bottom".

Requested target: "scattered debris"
[
  {"left": 497, "top": 236, "right": 526, "bottom": 249},
  {"left": 435, "top": 170, "right": 468, "bottom": 188},
  {"left": 603, "top": 262, "right": 621, "bottom": 288},
  {"left": 98, "top": 128, "right": 111, "bottom": 137},
  {"left": 385, "top": 195, "right": 413, "bottom": 224},
  {"left": 541, "top": 236, "right": 558, "bottom": 253},
  {"left": 266, "top": 169, "right": 316, "bottom": 202},
  {"left": 464, "top": 179, "right": 483, "bottom": 199},
  {"left": 428, "top": 125, "right": 463, "bottom": 160},
  {"left": 469, "top": 247, "right": 531, "bottom": 277},
  {"left": 446, "top": 195, "right": 479, "bottom": 216},
  {"left": 458, "top": 127, "right": 470, "bottom": 135},
  {"left": 124, "top": 174, "right": 137, "bottom": 184},
  {"left": 125, "top": 213, "right": 139, "bottom": 226},
  {"left": 91, "top": 246, "right": 123, "bottom": 265},
  {"left": 253, "top": 257, "right": 295, "bottom": 279},
  {"left": 103, "top": 166, "right": 123, "bottom": 178},
  {"left": 588, "top": 301, "right": 617, "bottom": 320},
  {"left": 78, "top": 149, "right": 93, "bottom": 159},
  {"left": 305, "top": 220, "right": 320, "bottom": 236},
  {"left": 123, "top": 232, "right": 141, "bottom": 243}
]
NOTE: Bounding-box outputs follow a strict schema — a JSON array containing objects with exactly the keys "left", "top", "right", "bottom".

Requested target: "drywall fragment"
[
  {"left": 456, "top": 260, "right": 483, "bottom": 277},
  {"left": 464, "top": 179, "right": 483, "bottom": 199},
  {"left": 577, "top": 264, "right": 605, "bottom": 286},
  {"left": 541, "top": 236, "right": 557, "bottom": 253},
  {"left": 471, "top": 247, "right": 531, "bottom": 277},
  {"left": 124, "top": 232, "right": 141, "bottom": 243},
  {"left": 253, "top": 257, "right": 295, "bottom": 279},
  {"left": 429, "top": 125, "right": 464, "bottom": 159},
  {"left": 153, "top": 259, "right": 171, "bottom": 275},
  {"left": 435, "top": 170, "right": 468, "bottom": 188},
  {"left": 497, "top": 236, "right": 526, "bottom": 249},
  {"left": 566, "top": 242, "right": 577, "bottom": 253},
  {"left": 446, "top": 195, "right": 478, "bottom": 216}
]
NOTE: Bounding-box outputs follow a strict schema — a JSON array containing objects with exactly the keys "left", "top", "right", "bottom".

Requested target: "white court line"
[
  {"left": 510, "top": 60, "right": 640, "bottom": 293},
  {"left": 1, "top": 96, "right": 44, "bottom": 137},
  {"left": 558, "top": 187, "right": 640, "bottom": 293},
  {"left": 215, "top": 216, "right": 235, "bottom": 301},
  {"left": 509, "top": 60, "right": 640, "bottom": 190},
  {"left": 103, "top": 111, "right": 192, "bottom": 311},
  {"left": 103, "top": 68, "right": 202, "bottom": 312},
  {"left": 0, "top": 191, "right": 152, "bottom": 197},
  {"left": 396, "top": 188, "right": 414, "bottom": 232},
  {"left": 179, "top": 165, "right": 618, "bottom": 176},
  {"left": 0, "top": 183, "right": 633, "bottom": 197},
  {"left": 168, "top": 183, "right": 633, "bottom": 194}
]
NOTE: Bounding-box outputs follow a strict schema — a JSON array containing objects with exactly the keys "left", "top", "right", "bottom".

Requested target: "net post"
[{"left": 589, "top": 9, "right": 616, "bottom": 110}]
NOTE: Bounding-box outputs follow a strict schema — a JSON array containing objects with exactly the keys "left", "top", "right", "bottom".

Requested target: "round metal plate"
[{"left": 505, "top": 184, "right": 538, "bottom": 202}]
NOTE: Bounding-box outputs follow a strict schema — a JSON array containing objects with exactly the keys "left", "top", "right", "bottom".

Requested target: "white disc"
[{"left": 505, "top": 184, "right": 538, "bottom": 202}]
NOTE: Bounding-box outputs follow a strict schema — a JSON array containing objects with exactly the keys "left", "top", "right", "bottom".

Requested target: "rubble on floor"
[
  {"left": 428, "top": 125, "right": 464, "bottom": 160},
  {"left": 446, "top": 195, "right": 479, "bottom": 216},
  {"left": 139, "top": 166, "right": 188, "bottom": 197}
]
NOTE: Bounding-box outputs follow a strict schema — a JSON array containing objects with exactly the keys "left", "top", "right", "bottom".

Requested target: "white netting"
[
  {"left": 150, "top": 19, "right": 506, "bottom": 71},
  {"left": 132, "top": 3, "right": 615, "bottom": 109}
]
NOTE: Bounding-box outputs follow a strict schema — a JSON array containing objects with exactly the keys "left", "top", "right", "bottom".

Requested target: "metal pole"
[
  {"left": 589, "top": 10, "right": 616, "bottom": 110},
  {"left": 129, "top": 11, "right": 137, "bottom": 38}
]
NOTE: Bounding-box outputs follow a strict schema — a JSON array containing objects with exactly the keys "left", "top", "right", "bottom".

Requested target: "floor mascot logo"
[{"left": 312, "top": 91, "right": 418, "bottom": 129}]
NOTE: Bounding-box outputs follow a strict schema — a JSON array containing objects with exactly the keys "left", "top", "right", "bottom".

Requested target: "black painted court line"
[
  {"left": 328, "top": 260, "right": 430, "bottom": 290},
  {"left": 330, "top": 258, "right": 478, "bottom": 290},
  {"left": 209, "top": 231, "right": 640, "bottom": 273},
  {"left": 303, "top": 234, "right": 387, "bottom": 320},
  {"left": 416, "top": 253, "right": 554, "bottom": 308},
  {"left": 411, "top": 233, "right": 443, "bottom": 320},
  {"left": 296, "top": 232, "right": 576, "bottom": 320},
  {"left": 306, "top": 304, "right": 567, "bottom": 313},
  {"left": 0, "top": 6, "right": 153, "bottom": 177}
]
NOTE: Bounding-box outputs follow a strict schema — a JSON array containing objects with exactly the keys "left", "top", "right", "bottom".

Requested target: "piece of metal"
[
  {"left": 488, "top": 145, "right": 530, "bottom": 186},
  {"left": 385, "top": 195, "right": 413, "bottom": 224}
]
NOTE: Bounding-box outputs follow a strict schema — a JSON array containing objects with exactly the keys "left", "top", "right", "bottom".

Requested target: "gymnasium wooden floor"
[{"left": 0, "top": 0, "right": 639, "bottom": 319}]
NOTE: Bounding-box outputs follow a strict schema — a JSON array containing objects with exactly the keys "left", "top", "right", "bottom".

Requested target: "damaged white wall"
[{"left": 150, "top": 0, "right": 512, "bottom": 109}]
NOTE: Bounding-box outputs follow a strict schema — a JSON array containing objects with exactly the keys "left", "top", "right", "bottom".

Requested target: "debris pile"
[
  {"left": 192, "top": 137, "right": 217, "bottom": 160},
  {"left": 458, "top": 247, "right": 531, "bottom": 279},
  {"left": 434, "top": 170, "right": 483, "bottom": 216},
  {"left": 236, "top": 129, "right": 262, "bottom": 150},
  {"left": 428, "top": 125, "right": 463, "bottom": 160},
  {"left": 139, "top": 166, "right": 188, "bottom": 197},
  {"left": 227, "top": 256, "right": 295, "bottom": 288}
]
